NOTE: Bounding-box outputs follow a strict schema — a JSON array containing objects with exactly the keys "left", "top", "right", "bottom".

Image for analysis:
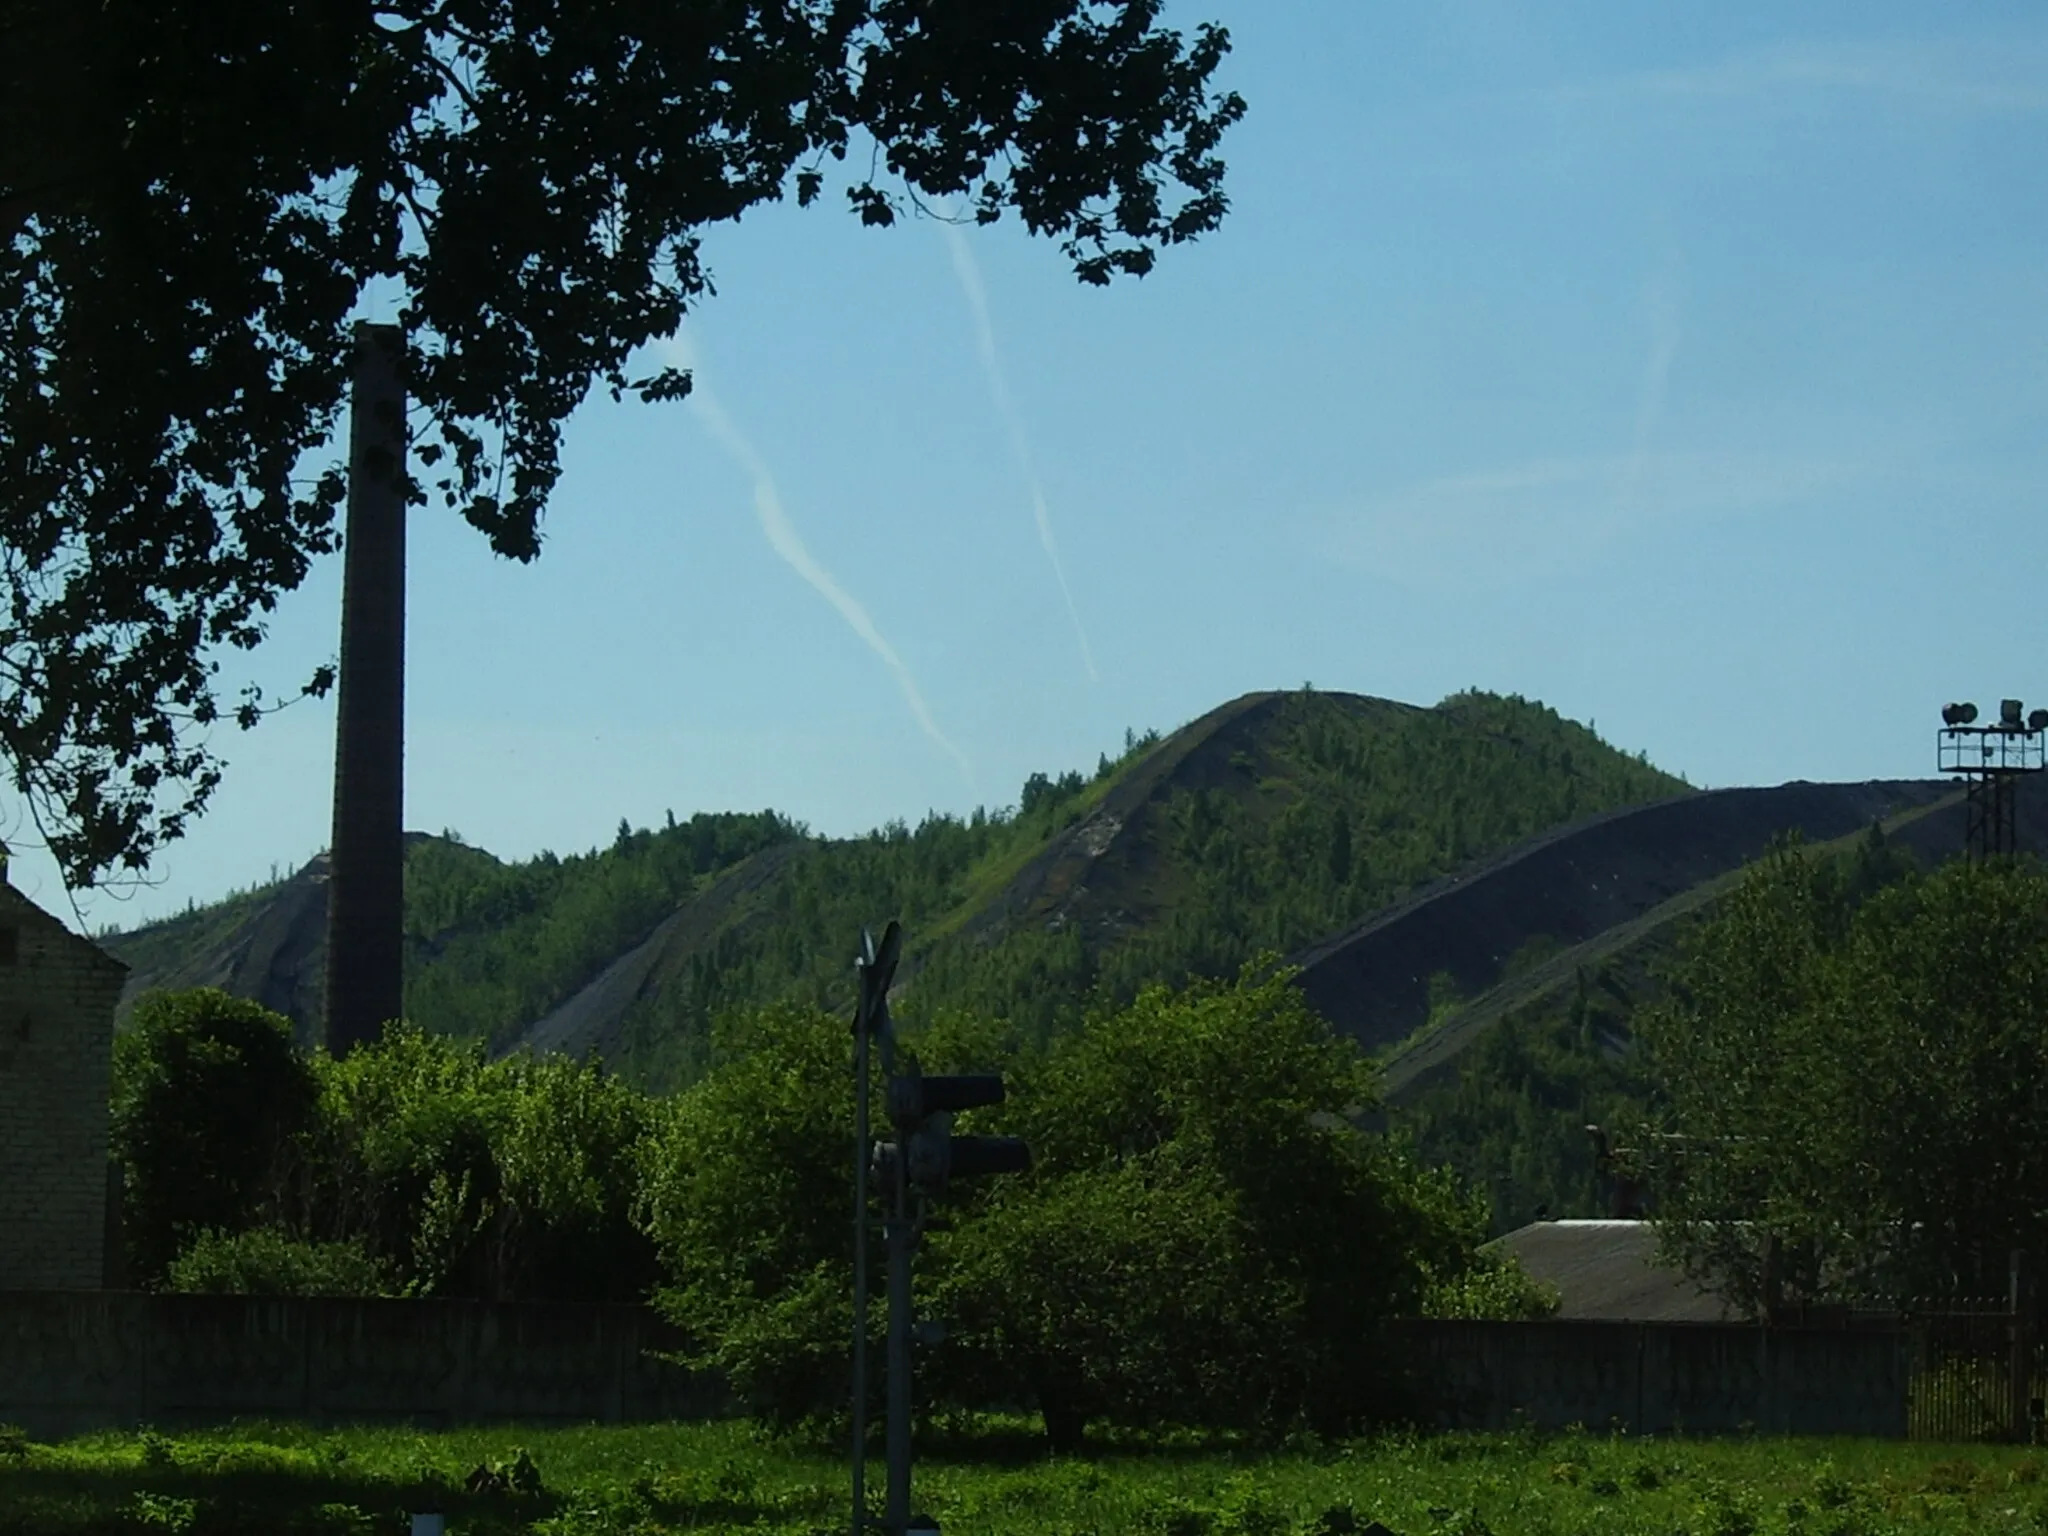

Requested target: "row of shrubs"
[{"left": 113, "top": 971, "right": 1555, "bottom": 1442}]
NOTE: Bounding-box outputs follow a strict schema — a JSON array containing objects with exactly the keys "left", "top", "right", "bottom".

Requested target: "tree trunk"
[
  {"left": 1039, "top": 1391, "right": 1086, "bottom": 1454},
  {"left": 323, "top": 321, "right": 406, "bottom": 1056}
]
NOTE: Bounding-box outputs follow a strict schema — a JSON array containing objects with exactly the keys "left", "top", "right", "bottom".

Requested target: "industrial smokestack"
[{"left": 324, "top": 322, "right": 407, "bottom": 1056}]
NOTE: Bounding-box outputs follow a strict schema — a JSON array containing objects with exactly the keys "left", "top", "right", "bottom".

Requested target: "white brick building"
[{"left": 0, "top": 875, "right": 125, "bottom": 1288}]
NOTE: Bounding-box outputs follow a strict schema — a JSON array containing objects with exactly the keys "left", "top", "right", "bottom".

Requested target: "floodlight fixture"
[{"left": 1938, "top": 694, "right": 2048, "bottom": 859}]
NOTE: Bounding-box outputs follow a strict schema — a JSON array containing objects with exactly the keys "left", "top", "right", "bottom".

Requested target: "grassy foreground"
[{"left": 1, "top": 1419, "right": 2044, "bottom": 1535}]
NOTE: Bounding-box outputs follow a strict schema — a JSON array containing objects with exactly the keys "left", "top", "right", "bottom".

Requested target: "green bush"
[
  {"left": 163, "top": 1228, "right": 396, "bottom": 1297},
  {"left": 112, "top": 988, "right": 319, "bottom": 1286},
  {"left": 641, "top": 966, "right": 1514, "bottom": 1442},
  {"left": 115, "top": 993, "right": 662, "bottom": 1303},
  {"left": 295, "top": 1024, "right": 661, "bottom": 1302},
  {"left": 1419, "top": 1250, "right": 1562, "bottom": 1320},
  {"left": 635, "top": 1002, "right": 855, "bottom": 1422},
  {"left": 1640, "top": 850, "right": 2048, "bottom": 1308}
]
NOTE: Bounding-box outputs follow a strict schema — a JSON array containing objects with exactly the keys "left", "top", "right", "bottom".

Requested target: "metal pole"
[
  {"left": 2011, "top": 1248, "right": 2032, "bottom": 1444},
  {"left": 860, "top": 925, "right": 914, "bottom": 1536},
  {"left": 854, "top": 924, "right": 903, "bottom": 1535},
  {"left": 852, "top": 941, "right": 872, "bottom": 1536},
  {"left": 885, "top": 1147, "right": 914, "bottom": 1534}
]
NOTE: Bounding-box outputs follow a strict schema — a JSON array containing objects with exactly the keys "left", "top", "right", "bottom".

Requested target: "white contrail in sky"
[
  {"left": 1615, "top": 237, "right": 1687, "bottom": 522},
  {"left": 663, "top": 335, "right": 972, "bottom": 781},
  {"left": 1620, "top": 290, "right": 1680, "bottom": 505},
  {"left": 941, "top": 221, "right": 1100, "bottom": 682}
]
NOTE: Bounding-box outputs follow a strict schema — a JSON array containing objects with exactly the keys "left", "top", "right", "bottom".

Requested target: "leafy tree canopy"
[
  {"left": 114, "top": 992, "right": 661, "bottom": 1301},
  {"left": 119, "top": 972, "right": 1550, "bottom": 1439},
  {"left": 1, "top": 0, "right": 1244, "bottom": 888},
  {"left": 1398, "top": 821, "right": 1919, "bottom": 1236},
  {"left": 110, "top": 986, "right": 320, "bottom": 1285},
  {"left": 637, "top": 965, "right": 1537, "bottom": 1443},
  {"left": 1634, "top": 846, "right": 2048, "bottom": 1313}
]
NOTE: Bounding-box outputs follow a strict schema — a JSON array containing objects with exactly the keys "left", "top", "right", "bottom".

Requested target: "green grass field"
[{"left": 2, "top": 1420, "right": 2044, "bottom": 1536}]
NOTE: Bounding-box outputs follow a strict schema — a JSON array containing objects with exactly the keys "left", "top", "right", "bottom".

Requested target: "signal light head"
[
  {"left": 887, "top": 1072, "right": 1006, "bottom": 1123},
  {"left": 1944, "top": 702, "right": 1980, "bottom": 727},
  {"left": 2003, "top": 699, "right": 2026, "bottom": 730},
  {"left": 886, "top": 1068, "right": 1030, "bottom": 1193},
  {"left": 904, "top": 1118, "right": 1031, "bottom": 1191}
]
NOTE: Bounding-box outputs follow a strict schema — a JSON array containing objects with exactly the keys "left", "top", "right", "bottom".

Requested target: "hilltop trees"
[
  {"left": 2, "top": 0, "right": 1244, "bottom": 889},
  {"left": 400, "top": 808, "right": 797, "bottom": 1054},
  {"left": 102, "top": 691, "right": 1689, "bottom": 1091},
  {"left": 904, "top": 689, "right": 1687, "bottom": 1047},
  {"left": 1636, "top": 848, "right": 2048, "bottom": 1312}
]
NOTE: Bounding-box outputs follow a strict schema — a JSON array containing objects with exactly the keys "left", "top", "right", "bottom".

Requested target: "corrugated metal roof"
[{"left": 1490, "top": 1219, "right": 1737, "bottom": 1323}]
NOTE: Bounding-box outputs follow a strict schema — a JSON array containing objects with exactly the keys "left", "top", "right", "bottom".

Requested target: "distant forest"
[{"left": 108, "top": 688, "right": 1688, "bottom": 1101}]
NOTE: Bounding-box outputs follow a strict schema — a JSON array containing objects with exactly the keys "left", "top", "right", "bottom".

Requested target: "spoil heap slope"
[{"left": 1292, "top": 777, "right": 1957, "bottom": 1065}]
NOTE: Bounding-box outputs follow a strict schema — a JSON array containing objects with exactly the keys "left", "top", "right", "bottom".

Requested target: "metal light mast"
[{"left": 1937, "top": 698, "right": 2048, "bottom": 860}]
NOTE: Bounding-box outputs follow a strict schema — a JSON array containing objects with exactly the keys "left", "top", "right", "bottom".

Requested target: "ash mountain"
[
  {"left": 102, "top": 687, "right": 1959, "bottom": 1098},
  {"left": 1384, "top": 773, "right": 2048, "bottom": 1233}
]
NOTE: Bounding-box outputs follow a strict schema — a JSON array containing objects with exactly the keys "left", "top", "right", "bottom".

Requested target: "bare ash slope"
[
  {"left": 111, "top": 857, "right": 329, "bottom": 1044},
  {"left": 1370, "top": 769, "right": 2048, "bottom": 1105},
  {"left": 1290, "top": 776, "right": 1958, "bottom": 1062},
  {"left": 515, "top": 841, "right": 805, "bottom": 1061},
  {"left": 109, "top": 833, "right": 453, "bottom": 1046}
]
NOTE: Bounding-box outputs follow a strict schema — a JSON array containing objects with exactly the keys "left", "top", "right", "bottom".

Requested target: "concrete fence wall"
[
  {"left": 1390, "top": 1319, "right": 1910, "bottom": 1438},
  {"left": 0, "top": 1291, "right": 726, "bottom": 1440},
  {"left": 0, "top": 1295, "right": 1909, "bottom": 1442}
]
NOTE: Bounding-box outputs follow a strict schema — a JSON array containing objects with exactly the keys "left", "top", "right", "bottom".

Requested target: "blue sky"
[{"left": 24, "top": 1, "right": 2048, "bottom": 929}]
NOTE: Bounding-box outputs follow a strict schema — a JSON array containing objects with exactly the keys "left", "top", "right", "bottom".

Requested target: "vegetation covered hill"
[
  {"left": 106, "top": 817, "right": 800, "bottom": 1051},
  {"left": 1295, "top": 776, "right": 1958, "bottom": 1061},
  {"left": 105, "top": 687, "right": 1688, "bottom": 1086},
  {"left": 1387, "top": 775, "right": 2048, "bottom": 1233}
]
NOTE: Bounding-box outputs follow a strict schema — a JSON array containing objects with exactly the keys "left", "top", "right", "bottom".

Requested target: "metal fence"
[{"left": 1903, "top": 1296, "right": 2038, "bottom": 1443}]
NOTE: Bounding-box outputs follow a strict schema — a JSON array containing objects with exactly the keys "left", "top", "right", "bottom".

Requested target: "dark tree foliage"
[
  {"left": 110, "top": 987, "right": 320, "bottom": 1286},
  {"left": 117, "top": 995, "right": 662, "bottom": 1302},
  {"left": 1396, "top": 823, "right": 1919, "bottom": 1236},
  {"left": 1635, "top": 846, "right": 2048, "bottom": 1315},
  {"left": 402, "top": 807, "right": 796, "bottom": 1048},
  {"left": 0, "top": 0, "right": 1244, "bottom": 888},
  {"left": 636, "top": 967, "right": 1521, "bottom": 1441}
]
